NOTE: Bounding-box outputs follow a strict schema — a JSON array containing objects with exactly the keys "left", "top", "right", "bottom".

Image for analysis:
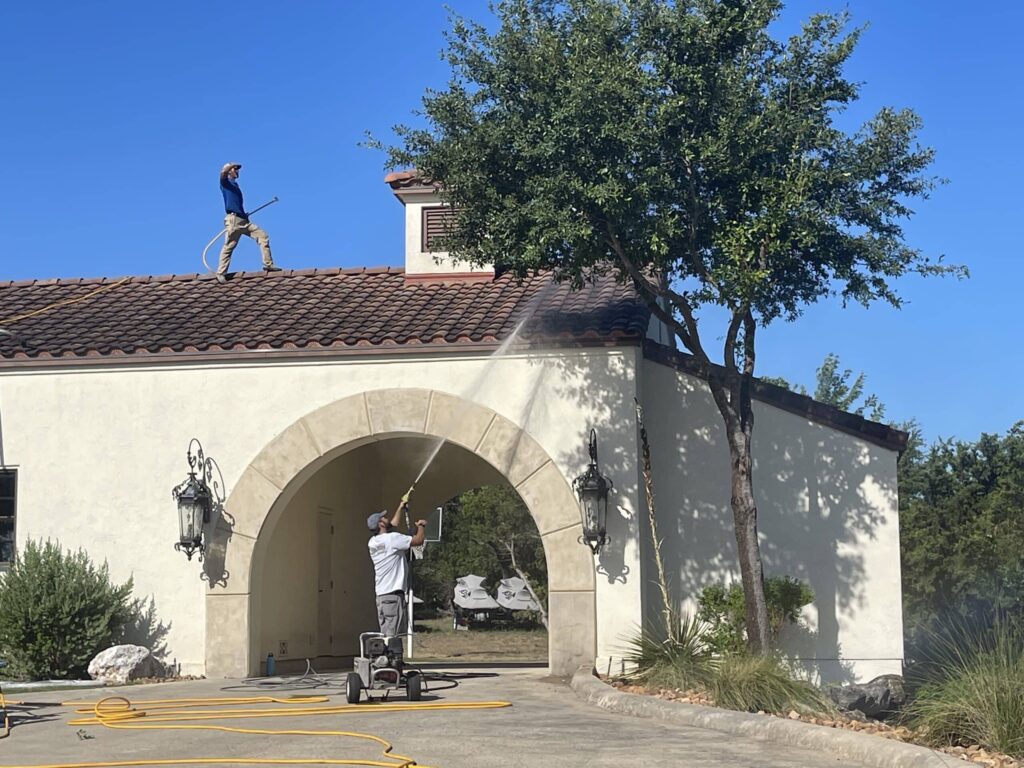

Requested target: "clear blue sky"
[{"left": 1, "top": 1, "right": 1019, "bottom": 444}]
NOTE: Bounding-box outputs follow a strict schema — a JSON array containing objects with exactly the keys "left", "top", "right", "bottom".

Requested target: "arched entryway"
[{"left": 204, "top": 388, "right": 595, "bottom": 677}]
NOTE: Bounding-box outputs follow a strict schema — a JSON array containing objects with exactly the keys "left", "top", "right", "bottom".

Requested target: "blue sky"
[{"left": 0, "top": 1, "right": 1019, "bottom": 443}]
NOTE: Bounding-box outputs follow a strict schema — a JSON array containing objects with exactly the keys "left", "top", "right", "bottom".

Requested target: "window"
[
  {"left": 0, "top": 470, "right": 15, "bottom": 565},
  {"left": 421, "top": 206, "right": 457, "bottom": 252}
]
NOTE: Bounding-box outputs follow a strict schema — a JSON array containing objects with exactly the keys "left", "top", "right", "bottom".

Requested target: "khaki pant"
[{"left": 217, "top": 213, "right": 274, "bottom": 273}]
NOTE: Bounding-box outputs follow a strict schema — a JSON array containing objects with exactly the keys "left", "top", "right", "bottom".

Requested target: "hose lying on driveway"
[{"left": 0, "top": 693, "right": 511, "bottom": 768}]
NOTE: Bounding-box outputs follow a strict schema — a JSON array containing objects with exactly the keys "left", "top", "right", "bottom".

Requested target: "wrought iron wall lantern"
[
  {"left": 573, "top": 429, "right": 613, "bottom": 555},
  {"left": 172, "top": 439, "right": 212, "bottom": 561}
]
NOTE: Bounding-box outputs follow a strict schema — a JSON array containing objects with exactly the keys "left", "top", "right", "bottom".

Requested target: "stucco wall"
[
  {"left": 0, "top": 347, "right": 642, "bottom": 675},
  {"left": 640, "top": 358, "right": 903, "bottom": 683}
]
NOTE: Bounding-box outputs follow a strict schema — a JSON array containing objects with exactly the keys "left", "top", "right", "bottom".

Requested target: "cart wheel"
[
  {"left": 346, "top": 672, "right": 362, "bottom": 704},
  {"left": 407, "top": 672, "right": 422, "bottom": 701}
]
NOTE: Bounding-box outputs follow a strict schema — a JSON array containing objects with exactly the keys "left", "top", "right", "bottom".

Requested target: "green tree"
[
  {"left": 377, "top": 0, "right": 962, "bottom": 652},
  {"left": 763, "top": 352, "right": 886, "bottom": 421},
  {"left": 412, "top": 485, "right": 548, "bottom": 624},
  {"left": 899, "top": 424, "right": 1024, "bottom": 656},
  {"left": 0, "top": 539, "right": 134, "bottom": 680}
]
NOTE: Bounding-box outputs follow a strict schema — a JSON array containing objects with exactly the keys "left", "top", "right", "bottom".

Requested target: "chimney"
[{"left": 384, "top": 172, "right": 494, "bottom": 282}]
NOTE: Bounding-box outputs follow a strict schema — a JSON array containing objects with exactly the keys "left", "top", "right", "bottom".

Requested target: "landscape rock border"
[{"left": 570, "top": 667, "right": 950, "bottom": 768}]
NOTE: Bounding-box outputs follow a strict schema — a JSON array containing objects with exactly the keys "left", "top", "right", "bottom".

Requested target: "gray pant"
[{"left": 376, "top": 593, "right": 405, "bottom": 638}]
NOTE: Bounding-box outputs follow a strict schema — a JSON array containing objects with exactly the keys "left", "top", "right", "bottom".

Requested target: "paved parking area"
[{"left": 1, "top": 668, "right": 867, "bottom": 767}]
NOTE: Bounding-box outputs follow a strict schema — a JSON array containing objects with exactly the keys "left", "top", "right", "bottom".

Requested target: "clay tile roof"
[{"left": 0, "top": 268, "right": 650, "bottom": 364}]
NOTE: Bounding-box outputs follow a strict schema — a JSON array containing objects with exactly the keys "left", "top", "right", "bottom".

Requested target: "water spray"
[
  {"left": 200, "top": 196, "right": 280, "bottom": 274},
  {"left": 410, "top": 279, "right": 557, "bottom": 487}
]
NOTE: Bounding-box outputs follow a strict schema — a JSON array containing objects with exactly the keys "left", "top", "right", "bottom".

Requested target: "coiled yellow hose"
[{"left": 0, "top": 692, "right": 511, "bottom": 768}]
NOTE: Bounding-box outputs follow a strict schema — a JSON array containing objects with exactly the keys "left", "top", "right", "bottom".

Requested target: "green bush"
[
  {"left": 697, "top": 576, "right": 814, "bottom": 655},
  {"left": 905, "top": 619, "right": 1024, "bottom": 759},
  {"left": 0, "top": 539, "right": 134, "bottom": 680},
  {"left": 621, "top": 611, "right": 713, "bottom": 691},
  {"left": 708, "top": 654, "right": 832, "bottom": 715}
]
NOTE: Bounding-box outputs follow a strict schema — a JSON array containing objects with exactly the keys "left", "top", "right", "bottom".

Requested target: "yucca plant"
[
  {"left": 708, "top": 654, "right": 833, "bottom": 715},
  {"left": 905, "top": 618, "right": 1024, "bottom": 758},
  {"left": 621, "top": 611, "right": 714, "bottom": 691}
]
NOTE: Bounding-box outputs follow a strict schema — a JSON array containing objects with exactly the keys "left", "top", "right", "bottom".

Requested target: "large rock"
[
  {"left": 826, "top": 674, "right": 906, "bottom": 720},
  {"left": 88, "top": 645, "right": 163, "bottom": 684}
]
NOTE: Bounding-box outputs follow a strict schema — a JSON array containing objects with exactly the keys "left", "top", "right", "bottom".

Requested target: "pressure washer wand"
[{"left": 247, "top": 196, "right": 280, "bottom": 216}]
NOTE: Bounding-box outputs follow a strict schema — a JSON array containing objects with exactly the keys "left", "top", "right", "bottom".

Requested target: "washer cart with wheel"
[{"left": 346, "top": 632, "right": 421, "bottom": 704}]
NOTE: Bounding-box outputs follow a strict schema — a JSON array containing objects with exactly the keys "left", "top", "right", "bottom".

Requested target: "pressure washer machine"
[{"left": 345, "top": 632, "right": 422, "bottom": 704}]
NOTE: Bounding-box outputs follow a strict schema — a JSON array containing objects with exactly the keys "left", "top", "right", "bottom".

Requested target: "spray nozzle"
[{"left": 400, "top": 484, "right": 415, "bottom": 505}]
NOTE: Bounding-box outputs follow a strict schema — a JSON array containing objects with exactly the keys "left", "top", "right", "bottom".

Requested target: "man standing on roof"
[
  {"left": 216, "top": 163, "right": 280, "bottom": 283},
  {"left": 367, "top": 489, "right": 426, "bottom": 638}
]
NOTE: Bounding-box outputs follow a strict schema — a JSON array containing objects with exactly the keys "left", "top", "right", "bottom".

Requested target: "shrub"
[
  {"left": 621, "top": 611, "right": 714, "bottom": 691},
  {"left": 0, "top": 539, "right": 134, "bottom": 680},
  {"left": 697, "top": 576, "right": 814, "bottom": 655},
  {"left": 708, "top": 654, "right": 832, "bottom": 715},
  {"left": 905, "top": 619, "right": 1024, "bottom": 759}
]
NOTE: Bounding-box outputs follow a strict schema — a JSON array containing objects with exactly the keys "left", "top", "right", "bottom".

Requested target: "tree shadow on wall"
[
  {"left": 120, "top": 595, "right": 172, "bottom": 668},
  {"left": 649, "top": 367, "right": 892, "bottom": 684},
  {"left": 519, "top": 314, "right": 638, "bottom": 589}
]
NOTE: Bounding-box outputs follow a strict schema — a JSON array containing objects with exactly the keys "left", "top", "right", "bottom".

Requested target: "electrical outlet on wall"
[{"left": 279, "top": 641, "right": 288, "bottom": 656}]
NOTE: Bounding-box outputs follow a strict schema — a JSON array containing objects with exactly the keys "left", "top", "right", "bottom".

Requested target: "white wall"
[
  {"left": 401, "top": 197, "right": 494, "bottom": 276},
  {"left": 0, "top": 347, "right": 643, "bottom": 674},
  {"left": 640, "top": 358, "right": 903, "bottom": 683}
]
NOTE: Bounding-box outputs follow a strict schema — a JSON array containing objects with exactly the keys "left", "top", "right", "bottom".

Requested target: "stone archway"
[{"left": 204, "top": 388, "right": 596, "bottom": 678}]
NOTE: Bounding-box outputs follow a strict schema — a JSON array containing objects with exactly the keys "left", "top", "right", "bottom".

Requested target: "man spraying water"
[{"left": 366, "top": 486, "right": 426, "bottom": 638}]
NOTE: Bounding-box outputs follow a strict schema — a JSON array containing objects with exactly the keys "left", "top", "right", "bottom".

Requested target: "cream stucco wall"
[
  {"left": 639, "top": 358, "right": 903, "bottom": 683},
  {"left": 0, "top": 347, "right": 642, "bottom": 675}
]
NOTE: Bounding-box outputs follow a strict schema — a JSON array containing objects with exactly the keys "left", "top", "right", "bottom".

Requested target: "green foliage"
[
  {"left": 899, "top": 423, "right": 1024, "bottom": 658},
  {"left": 621, "top": 611, "right": 830, "bottom": 716},
  {"left": 905, "top": 619, "right": 1024, "bottom": 759},
  {"left": 411, "top": 485, "right": 547, "bottom": 610},
  {"left": 763, "top": 352, "right": 886, "bottom": 421},
  {"left": 377, "top": 0, "right": 960, "bottom": 324},
  {"left": 697, "top": 577, "right": 814, "bottom": 655},
  {"left": 621, "top": 611, "right": 714, "bottom": 691},
  {"left": 0, "top": 539, "right": 134, "bottom": 680},
  {"left": 708, "top": 654, "right": 832, "bottom": 715}
]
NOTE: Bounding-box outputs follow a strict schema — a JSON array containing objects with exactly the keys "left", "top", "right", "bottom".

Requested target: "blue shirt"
[{"left": 220, "top": 178, "right": 246, "bottom": 218}]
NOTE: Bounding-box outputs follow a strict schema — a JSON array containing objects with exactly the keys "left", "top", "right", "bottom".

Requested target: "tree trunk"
[
  {"left": 504, "top": 540, "right": 549, "bottom": 629},
  {"left": 706, "top": 369, "right": 771, "bottom": 655},
  {"left": 725, "top": 423, "right": 770, "bottom": 654}
]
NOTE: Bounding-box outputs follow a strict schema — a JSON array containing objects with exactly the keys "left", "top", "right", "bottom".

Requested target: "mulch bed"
[{"left": 610, "top": 681, "right": 1021, "bottom": 768}]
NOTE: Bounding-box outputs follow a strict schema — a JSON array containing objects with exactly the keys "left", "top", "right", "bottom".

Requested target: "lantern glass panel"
[
  {"left": 581, "top": 491, "right": 600, "bottom": 533},
  {"left": 178, "top": 498, "right": 202, "bottom": 544}
]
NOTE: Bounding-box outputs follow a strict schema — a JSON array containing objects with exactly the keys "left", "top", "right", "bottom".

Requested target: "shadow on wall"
[
  {"left": 121, "top": 595, "right": 172, "bottom": 667},
  {"left": 649, "top": 369, "right": 893, "bottom": 684},
  {"left": 537, "top": 343, "right": 639, "bottom": 590}
]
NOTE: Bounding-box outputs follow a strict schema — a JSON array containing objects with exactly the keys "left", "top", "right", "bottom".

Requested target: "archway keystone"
[{"left": 205, "top": 388, "right": 596, "bottom": 677}]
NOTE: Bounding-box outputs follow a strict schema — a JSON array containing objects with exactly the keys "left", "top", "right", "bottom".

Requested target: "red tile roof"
[{"left": 0, "top": 267, "right": 650, "bottom": 364}]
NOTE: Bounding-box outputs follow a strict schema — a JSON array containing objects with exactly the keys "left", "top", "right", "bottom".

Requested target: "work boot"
[
  {"left": 215, "top": 273, "right": 227, "bottom": 284},
  {"left": 264, "top": 264, "right": 282, "bottom": 272}
]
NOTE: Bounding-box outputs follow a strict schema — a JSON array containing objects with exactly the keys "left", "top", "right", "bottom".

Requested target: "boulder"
[
  {"left": 88, "top": 645, "right": 163, "bottom": 684},
  {"left": 827, "top": 674, "right": 906, "bottom": 720}
]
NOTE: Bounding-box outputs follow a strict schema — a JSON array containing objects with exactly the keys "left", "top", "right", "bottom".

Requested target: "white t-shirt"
[{"left": 368, "top": 531, "right": 412, "bottom": 595}]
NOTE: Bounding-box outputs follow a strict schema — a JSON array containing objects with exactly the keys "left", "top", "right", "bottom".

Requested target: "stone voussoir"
[{"left": 570, "top": 667, "right": 950, "bottom": 768}]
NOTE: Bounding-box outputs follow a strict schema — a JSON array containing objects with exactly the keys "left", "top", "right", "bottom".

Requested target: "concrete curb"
[{"left": 570, "top": 667, "right": 949, "bottom": 768}]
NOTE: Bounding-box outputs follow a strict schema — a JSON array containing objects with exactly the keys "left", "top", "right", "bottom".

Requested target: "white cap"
[{"left": 221, "top": 162, "right": 242, "bottom": 173}]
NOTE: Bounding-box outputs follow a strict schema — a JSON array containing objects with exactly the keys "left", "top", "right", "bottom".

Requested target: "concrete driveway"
[{"left": 2, "top": 668, "right": 866, "bottom": 768}]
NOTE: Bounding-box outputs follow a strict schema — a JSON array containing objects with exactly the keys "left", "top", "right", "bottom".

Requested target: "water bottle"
[{"left": 266, "top": 652, "right": 275, "bottom": 677}]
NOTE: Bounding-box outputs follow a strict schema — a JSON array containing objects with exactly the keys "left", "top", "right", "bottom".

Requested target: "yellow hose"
[
  {"left": 0, "top": 278, "right": 130, "bottom": 327},
  {"left": 0, "top": 692, "right": 512, "bottom": 768}
]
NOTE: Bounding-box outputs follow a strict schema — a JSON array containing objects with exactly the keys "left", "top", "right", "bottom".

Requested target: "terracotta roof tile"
[{"left": 0, "top": 267, "right": 650, "bottom": 363}]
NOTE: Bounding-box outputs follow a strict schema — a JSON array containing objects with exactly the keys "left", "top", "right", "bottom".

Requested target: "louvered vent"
[{"left": 421, "top": 206, "right": 456, "bottom": 252}]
